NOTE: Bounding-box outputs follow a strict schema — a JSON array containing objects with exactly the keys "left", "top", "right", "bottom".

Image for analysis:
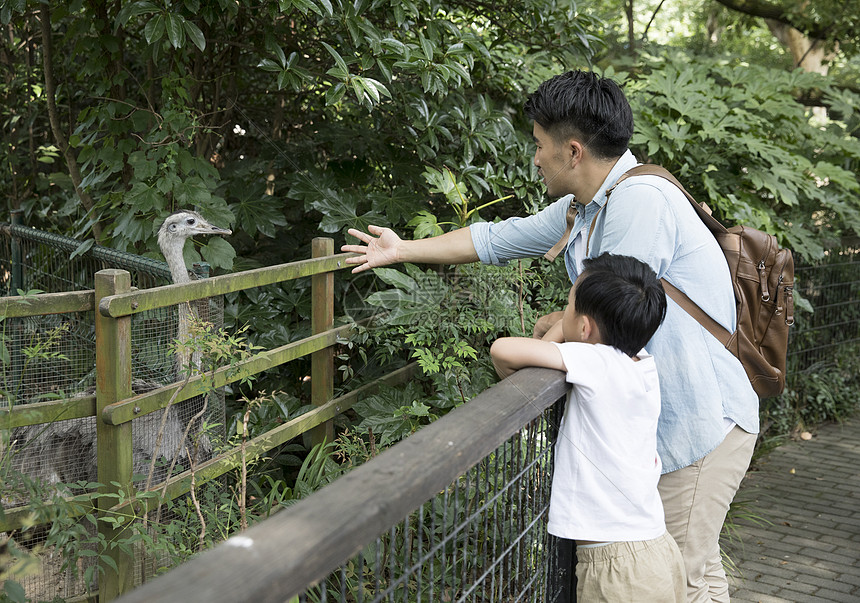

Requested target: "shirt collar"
[{"left": 579, "top": 150, "right": 639, "bottom": 210}]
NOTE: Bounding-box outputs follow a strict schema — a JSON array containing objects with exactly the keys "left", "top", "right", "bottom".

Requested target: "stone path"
[{"left": 727, "top": 417, "right": 860, "bottom": 602}]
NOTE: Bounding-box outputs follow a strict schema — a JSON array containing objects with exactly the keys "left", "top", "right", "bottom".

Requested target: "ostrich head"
[{"left": 157, "top": 210, "right": 233, "bottom": 283}]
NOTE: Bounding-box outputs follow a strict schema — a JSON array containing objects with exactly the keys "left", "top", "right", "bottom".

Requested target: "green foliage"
[
  {"left": 759, "top": 253, "right": 860, "bottom": 438},
  {"left": 363, "top": 261, "right": 526, "bottom": 391},
  {"left": 624, "top": 51, "right": 860, "bottom": 261},
  {"left": 762, "top": 349, "right": 860, "bottom": 437},
  {"left": 352, "top": 382, "right": 437, "bottom": 447},
  {"left": 1, "top": 0, "right": 600, "bottom": 276}
]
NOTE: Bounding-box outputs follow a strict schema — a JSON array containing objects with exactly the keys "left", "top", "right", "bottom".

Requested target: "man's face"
[{"left": 532, "top": 121, "right": 572, "bottom": 198}]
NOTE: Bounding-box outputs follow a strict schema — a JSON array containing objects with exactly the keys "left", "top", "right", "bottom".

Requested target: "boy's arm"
[{"left": 490, "top": 337, "right": 565, "bottom": 379}]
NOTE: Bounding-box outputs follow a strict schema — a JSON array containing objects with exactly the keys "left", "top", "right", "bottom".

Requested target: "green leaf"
[
  {"left": 3, "top": 580, "right": 26, "bottom": 602},
  {"left": 231, "top": 193, "right": 288, "bottom": 238},
  {"left": 144, "top": 14, "right": 165, "bottom": 44},
  {"left": 183, "top": 20, "right": 206, "bottom": 51},
  {"left": 321, "top": 41, "right": 349, "bottom": 74},
  {"left": 317, "top": 0, "right": 333, "bottom": 17},
  {"left": 326, "top": 82, "right": 346, "bottom": 106},
  {"left": 373, "top": 267, "right": 418, "bottom": 292},
  {"left": 165, "top": 13, "right": 185, "bottom": 48},
  {"left": 407, "top": 210, "right": 444, "bottom": 239},
  {"left": 69, "top": 238, "right": 95, "bottom": 260},
  {"left": 114, "top": 0, "right": 159, "bottom": 29}
]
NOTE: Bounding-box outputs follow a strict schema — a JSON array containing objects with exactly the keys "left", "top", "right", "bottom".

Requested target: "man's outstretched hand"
[{"left": 341, "top": 225, "right": 402, "bottom": 273}]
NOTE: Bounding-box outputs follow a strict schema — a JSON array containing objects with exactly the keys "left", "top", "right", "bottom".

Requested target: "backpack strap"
[
  {"left": 544, "top": 200, "right": 578, "bottom": 261},
  {"left": 660, "top": 279, "right": 732, "bottom": 347},
  {"left": 588, "top": 163, "right": 734, "bottom": 342}
]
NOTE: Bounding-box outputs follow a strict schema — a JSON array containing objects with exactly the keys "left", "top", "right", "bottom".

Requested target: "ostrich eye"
[{"left": 186, "top": 218, "right": 196, "bottom": 225}]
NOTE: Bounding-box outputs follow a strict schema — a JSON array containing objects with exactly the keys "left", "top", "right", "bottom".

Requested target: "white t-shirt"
[{"left": 548, "top": 342, "right": 666, "bottom": 542}]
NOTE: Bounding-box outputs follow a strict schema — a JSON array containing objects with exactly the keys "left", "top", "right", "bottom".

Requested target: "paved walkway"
[{"left": 727, "top": 417, "right": 860, "bottom": 602}]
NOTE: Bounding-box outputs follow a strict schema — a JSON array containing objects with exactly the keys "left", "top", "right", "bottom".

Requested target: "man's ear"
[{"left": 568, "top": 139, "right": 584, "bottom": 167}]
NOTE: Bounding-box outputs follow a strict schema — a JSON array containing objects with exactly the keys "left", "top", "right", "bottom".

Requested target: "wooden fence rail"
[{"left": 0, "top": 237, "right": 419, "bottom": 603}]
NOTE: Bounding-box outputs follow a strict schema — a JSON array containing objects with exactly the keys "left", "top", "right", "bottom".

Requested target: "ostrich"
[
  {"left": 4, "top": 211, "right": 233, "bottom": 508},
  {"left": 145, "top": 210, "right": 233, "bottom": 483},
  {"left": 157, "top": 210, "right": 233, "bottom": 374}
]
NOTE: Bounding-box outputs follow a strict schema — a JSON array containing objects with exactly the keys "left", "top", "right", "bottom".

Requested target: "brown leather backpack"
[{"left": 578, "top": 165, "right": 795, "bottom": 398}]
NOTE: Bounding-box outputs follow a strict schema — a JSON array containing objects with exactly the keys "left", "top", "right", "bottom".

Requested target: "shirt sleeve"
[
  {"left": 470, "top": 195, "right": 573, "bottom": 265},
  {"left": 551, "top": 342, "right": 611, "bottom": 398}
]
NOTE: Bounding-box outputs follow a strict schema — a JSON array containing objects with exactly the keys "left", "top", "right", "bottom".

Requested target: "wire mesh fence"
[
  {"left": 1, "top": 219, "right": 225, "bottom": 600},
  {"left": 788, "top": 249, "right": 860, "bottom": 372},
  {"left": 297, "top": 409, "right": 567, "bottom": 603}
]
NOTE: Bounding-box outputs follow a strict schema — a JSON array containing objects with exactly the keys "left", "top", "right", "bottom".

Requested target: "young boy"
[{"left": 490, "top": 253, "right": 685, "bottom": 602}]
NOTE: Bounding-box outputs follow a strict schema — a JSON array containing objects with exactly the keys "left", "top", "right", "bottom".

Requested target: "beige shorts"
[{"left": 575, "top": 531, "right": 686, "bottom": 602}]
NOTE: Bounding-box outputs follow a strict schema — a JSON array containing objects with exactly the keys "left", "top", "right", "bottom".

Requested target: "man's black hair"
[
  {"left": 574, "top": 253, "right": 667, "bottom": 357},
  {"left": 524, "top": 70, "right": 633, "bottom": 160}
]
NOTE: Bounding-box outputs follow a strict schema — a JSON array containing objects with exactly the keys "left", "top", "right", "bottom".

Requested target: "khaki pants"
[
  {"left": 575, "top": 531, "right": 686, "bottom": 602},
  {"left": 658, "top": 425, "right": 757, "bottom": 602}
]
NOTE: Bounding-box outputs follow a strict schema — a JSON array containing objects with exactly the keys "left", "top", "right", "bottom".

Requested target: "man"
[{"left": 342, "top": 70, "right": 758, "bottom": 602}]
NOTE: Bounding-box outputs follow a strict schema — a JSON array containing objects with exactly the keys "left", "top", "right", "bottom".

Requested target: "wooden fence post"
[
  {"left": 9, "top": 209, "right": 24, "bottom": 397},
  {"left": 307, "top": 238, "right": 334, "bottom": 448},
  {"left": 94, "top": 269, "right": 134, "bottom": 601}
]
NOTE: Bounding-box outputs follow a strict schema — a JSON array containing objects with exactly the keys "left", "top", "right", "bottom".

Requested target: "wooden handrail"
[
  {"left": 99, "top": 253, "right": 357, "bottom": 318},
  {"left": 114, "top": 367, "right": 569, "bottom": 603},
  {"left": 0, "top": 289, "right": 94, "bottom": 317}
]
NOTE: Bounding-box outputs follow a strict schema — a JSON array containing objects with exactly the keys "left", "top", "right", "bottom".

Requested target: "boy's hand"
[
  {"left": 532, "top": 310, "right": 564, "bottom": 339},
  {"left": 490, "top": 337, "right": 565, "bottom": 379}
]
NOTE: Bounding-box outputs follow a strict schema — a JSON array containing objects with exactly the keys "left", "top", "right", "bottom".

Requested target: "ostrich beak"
[{"left": 208, "top": 225, "right": 232, "bottom": 236}]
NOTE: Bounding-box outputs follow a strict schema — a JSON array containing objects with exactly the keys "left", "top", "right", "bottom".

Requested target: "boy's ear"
[{"left": 581, "top": 315, "right": 601, "bottom": 344}]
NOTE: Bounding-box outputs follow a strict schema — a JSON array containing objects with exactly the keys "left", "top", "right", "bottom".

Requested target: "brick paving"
[{"left": 727, "top": 417, "right": 860, "bottom": 602}]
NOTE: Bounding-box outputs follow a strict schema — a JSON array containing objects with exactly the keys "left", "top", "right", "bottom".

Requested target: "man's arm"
[
  {"left": 341, "top": 225, "right": 479, "bottom": 274},
  {"left": 490, "top": 337, "right": 565, "bottom": 379}
]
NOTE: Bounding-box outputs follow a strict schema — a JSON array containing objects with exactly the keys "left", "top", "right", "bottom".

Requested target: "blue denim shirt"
[{"left": 471, "top": 150, "right": 759, "bottom": 472}]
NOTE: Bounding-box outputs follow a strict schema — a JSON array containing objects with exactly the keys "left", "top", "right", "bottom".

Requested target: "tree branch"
[
  {"left": 39, "top": 4, "right": 103, "bottom": 240},
  {"left": 712, "top": 0, "right": 830, "bottom": 40}
]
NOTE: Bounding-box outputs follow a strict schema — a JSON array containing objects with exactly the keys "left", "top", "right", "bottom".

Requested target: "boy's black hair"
[
  {"left": 524, "top": 70, "right": 633, "bottom": 160},
  {"left": 574, "top": 254, "right": 667, "bottom": 357}
]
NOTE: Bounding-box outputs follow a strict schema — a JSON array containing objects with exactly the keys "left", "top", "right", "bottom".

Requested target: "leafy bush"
[{"left": 623, "top": 51, "right": 860, "bottom": 261}]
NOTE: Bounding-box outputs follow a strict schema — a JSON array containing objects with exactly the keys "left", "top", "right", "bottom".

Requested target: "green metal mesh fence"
[{"left": 1, "top": 218, "right": 225, "bottom": 600}]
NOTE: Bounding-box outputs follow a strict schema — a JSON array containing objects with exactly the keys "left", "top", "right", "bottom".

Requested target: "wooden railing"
[
  {"left": 114, "top": 367, "right": 571, "bottom": 603},
  {"left": 0, "top": 237, "right": 417, "bottom": 602}
]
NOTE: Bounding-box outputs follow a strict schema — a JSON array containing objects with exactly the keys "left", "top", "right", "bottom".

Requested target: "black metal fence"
[
  {"left": 789, "top": 250, "right": 860, "bottom": 371},
  {"left": 297, "top": 416, "right": 563, "bottom": 603}
]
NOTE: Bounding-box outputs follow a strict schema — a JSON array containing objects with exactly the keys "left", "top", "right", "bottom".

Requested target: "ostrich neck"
[{"left": 161, "top": 243, "right": 191, "bottom": 284}]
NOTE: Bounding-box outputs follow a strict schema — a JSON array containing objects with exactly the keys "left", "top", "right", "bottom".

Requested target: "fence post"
[
  {"left": 8, "top": 210, "right": 24, "bottom": 398},
  {"left": 94, "top": 269, "right": 134, "bottom": 601},
  {"left": 307, "top": 237, "right": 334, "bottom": 448}
]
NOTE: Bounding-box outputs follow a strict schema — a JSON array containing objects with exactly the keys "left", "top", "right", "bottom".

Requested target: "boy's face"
[{"left": 562, "top": 281, "right": 587, "bottom": 343}]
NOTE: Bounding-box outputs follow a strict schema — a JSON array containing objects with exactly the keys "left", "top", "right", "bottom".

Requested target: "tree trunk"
[
  {"left": 766, "top": 20, "right": 836, "bottom": 120},
  {"left": 766, "top": 20, "right": 833, "bottom": 75},
  {"left": 39, "top": 3, "right": 103, "bottom": 240},
  {"left": 626, "top": 0, "right": 636, "bottom": 54}
]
